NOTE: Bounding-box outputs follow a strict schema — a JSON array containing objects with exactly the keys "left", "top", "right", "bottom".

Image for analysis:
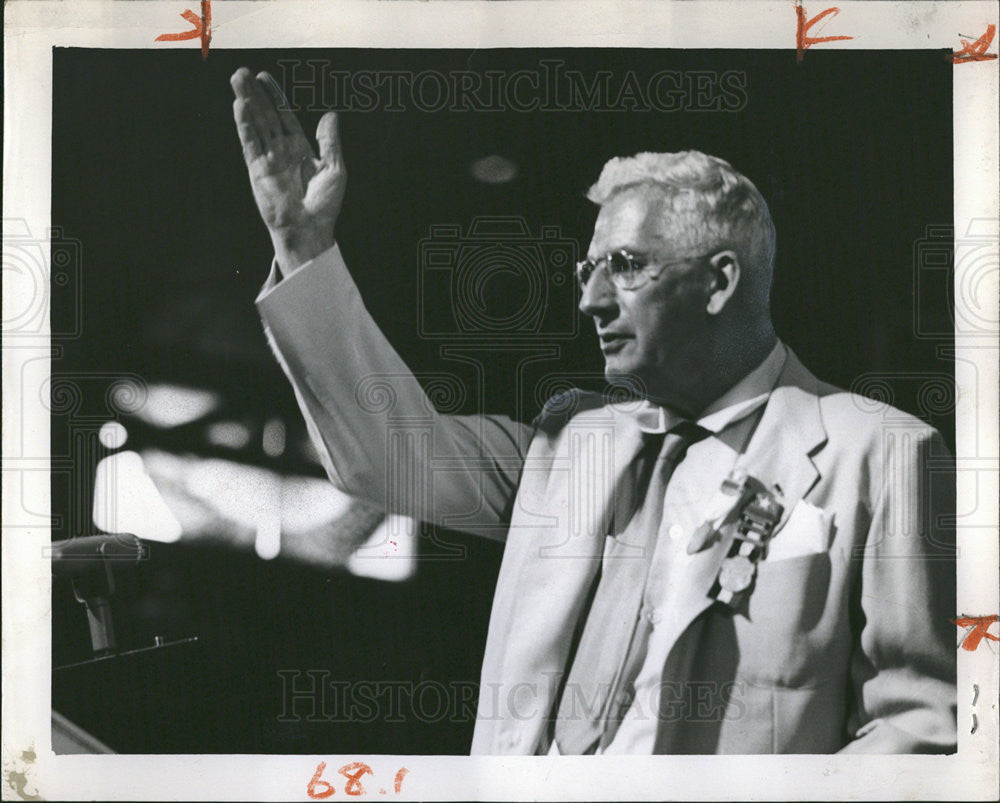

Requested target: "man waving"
[{"left": 232, "top": 67, "right": 956, "bottom": 755}]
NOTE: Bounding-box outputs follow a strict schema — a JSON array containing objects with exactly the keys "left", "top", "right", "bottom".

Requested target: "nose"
[{"left": 578, "top": 266, "right": 618, "bottom": 322}]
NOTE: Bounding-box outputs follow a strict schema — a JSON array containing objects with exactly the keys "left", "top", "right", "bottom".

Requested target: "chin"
[{"left": 603, "top": 360, "right": 648, "bottom": 394}]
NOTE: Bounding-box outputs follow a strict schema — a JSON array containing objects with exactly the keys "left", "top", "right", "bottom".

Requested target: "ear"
[{"left": 705, "top": 250, "right": 740, "bottom": 315}]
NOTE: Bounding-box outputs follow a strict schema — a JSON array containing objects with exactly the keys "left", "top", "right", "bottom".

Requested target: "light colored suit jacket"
[{"left": 257, "top": 244, "right": 956, "bottom": 755}]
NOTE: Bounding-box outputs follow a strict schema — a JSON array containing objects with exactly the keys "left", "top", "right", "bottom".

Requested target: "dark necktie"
[{"left": 553, "top": 420, "right": 710, "bottom": 755}]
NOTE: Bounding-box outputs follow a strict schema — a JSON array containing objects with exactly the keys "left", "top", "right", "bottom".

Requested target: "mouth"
[{"left": 598, "top": 332, "right": 633, "bottom": 354}]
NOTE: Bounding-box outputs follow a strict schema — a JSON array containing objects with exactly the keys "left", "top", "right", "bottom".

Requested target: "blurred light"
[
  {"left": 254, "top": 469, "right": 282, "bottom": 560},
  {"left": 280, "top": 476, "right": 355, "bottom": 529},
  {"left": 262, "top": 418, "right": 286, "bottom": 458},
  {"left": 184, "top": 458, "right": 278, "bottom": 529},
  {"left": 140, "top": 451, "right": 264, "bottom": 550},
  {"left": 92, "top": 451, "right": 182, "bottom": 543},
  {"left": 138, "top": 450, "right": 414, "bottom": 579},
  {"left": 254, "top": 510, "right": 282, "bottom": 561},
  {"left": 141, "top": 452, "right": 358, "bottom": 554},
  {"left": 205, "top": 420, "right": 252, "bottom": 450},
  {"left": 347, "top": 514, "right": 417, "bottom": 582},
  {"left": 98, "top": 421, "right": 128, "bottom": 450},
  {"left": 132, "top": 384, "right": 221, "bottom": 429},
  {"left": 469, "top": 154, "right": 518, "bottom": 185}
]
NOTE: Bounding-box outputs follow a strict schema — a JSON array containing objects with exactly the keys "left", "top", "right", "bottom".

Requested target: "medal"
[
  {"left": 719, "top": 555, "right": 755, "bottom": 593},
  {"left": 687, "top": 468, "right": 755, "bottom": 555},
  {"left": 709, "top": 487, "right": 785, "bottom": 607}
]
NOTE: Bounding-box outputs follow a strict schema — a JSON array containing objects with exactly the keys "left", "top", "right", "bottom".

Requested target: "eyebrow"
[{"left": 590, "top": 245, "right": 650, "bottom": 258}]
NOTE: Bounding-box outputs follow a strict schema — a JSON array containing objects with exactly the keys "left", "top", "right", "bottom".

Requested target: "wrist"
[{"left": 271, "top": 225, "right": 336, "bottom": 276}]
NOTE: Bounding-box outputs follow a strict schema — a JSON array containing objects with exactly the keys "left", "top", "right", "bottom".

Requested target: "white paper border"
[{"left": 3, "top": 2, "right": 998, "bottom": 800}]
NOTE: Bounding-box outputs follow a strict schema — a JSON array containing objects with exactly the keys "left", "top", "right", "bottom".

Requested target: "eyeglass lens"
[{"left": 577, "top": 252, "right": 639, "bottom": 288}]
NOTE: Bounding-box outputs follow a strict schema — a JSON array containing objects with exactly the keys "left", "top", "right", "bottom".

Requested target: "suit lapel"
[
  {"left": 653, "top": 349, "right": 829, "bottom": 659},
  {"left": 740, "top": 349, "right": 827, "bottom": 530}
]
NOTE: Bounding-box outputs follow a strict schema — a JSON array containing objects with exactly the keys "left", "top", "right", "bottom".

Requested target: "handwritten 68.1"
[{"left": 307, "top": 763, "right": 409, "bottom": 798}]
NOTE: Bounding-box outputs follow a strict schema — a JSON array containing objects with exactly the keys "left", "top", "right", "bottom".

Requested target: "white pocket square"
[{"left": 766, "top": 500, "right": 833, "bottom": 562}]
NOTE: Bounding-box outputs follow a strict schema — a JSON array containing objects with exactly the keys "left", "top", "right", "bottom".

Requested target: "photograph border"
[{"left": 3, "top": 1, "right": 998, "bottom": 800}]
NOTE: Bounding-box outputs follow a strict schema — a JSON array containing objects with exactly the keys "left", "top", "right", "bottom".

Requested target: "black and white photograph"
[{"left": 3, "top": 1, "right": 998, "bottom": 800}]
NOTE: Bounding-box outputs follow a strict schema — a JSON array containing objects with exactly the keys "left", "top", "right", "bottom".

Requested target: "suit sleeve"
[
  {"left": 255, "top": 244, "right": 532, "bottom": 541},
  {"left": 839, "top": 427, "right": 957, "bottom": 753}
]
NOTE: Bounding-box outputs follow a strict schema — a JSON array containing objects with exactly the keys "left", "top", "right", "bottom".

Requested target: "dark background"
[{"left": 50, "top": 47, "right": 954, "bottom": 754}]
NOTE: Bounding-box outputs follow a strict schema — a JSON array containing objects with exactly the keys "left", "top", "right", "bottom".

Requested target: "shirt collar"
[{"left": 632, "top": 340, "right": 787, "bottom": 435}]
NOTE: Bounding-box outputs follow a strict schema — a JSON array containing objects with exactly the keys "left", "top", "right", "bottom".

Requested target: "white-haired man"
[{"left": 233, "top": 68, "right": 956, "bottom": 754}]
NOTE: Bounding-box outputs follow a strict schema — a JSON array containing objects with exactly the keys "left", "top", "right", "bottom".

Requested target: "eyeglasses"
[{"left": 575, "top": 250, "right": 709, "bottom": 292}]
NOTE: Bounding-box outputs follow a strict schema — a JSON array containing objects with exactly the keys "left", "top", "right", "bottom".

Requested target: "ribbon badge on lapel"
[{"left": 686, "top": 468, "right": 785, "bottom": 609}]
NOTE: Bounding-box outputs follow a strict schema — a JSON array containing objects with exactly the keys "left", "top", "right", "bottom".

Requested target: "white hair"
[{"left": 587, "top": 151, "right": 777, "bottom": 284}]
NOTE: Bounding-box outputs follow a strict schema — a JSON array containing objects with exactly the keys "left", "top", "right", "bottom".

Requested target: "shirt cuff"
[{"left": 254, "top": 242, "right": 345, "bottom": 304}]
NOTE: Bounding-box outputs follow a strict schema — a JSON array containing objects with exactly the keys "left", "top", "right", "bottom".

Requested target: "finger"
[
  {"left": 250, "top": 71, "right": 284, "bottom": 142},
  {"left": 257, "top": 71, "right": 308, "bottom": 140},
  {"left": 231, "top": 67, "right": 281, "bottom": 145},
  {"left": 316, "top": 112, "right": 343, "bottom": 167},
  {"left": 232, "top": 98, "right": 264, "bottom": 162},
  {"left": 229, "top": 66, "right": 257, "bottom": 99}
]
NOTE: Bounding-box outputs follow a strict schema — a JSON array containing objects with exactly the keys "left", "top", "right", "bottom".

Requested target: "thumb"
[{"left": 316, "top": 112, "right": 342, "bottom": 166}]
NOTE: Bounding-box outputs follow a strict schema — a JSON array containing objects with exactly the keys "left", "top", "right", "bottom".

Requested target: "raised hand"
[{"left": 231, "top": 67, "right": 346, "bottom": 272}]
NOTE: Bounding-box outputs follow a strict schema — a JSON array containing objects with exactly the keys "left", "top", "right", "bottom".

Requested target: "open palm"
[{"left": 231, "top": 68, "right": 345, "bottom": 265}]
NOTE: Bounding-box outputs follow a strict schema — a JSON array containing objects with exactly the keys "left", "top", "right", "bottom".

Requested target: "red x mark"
[
  {"left": 951, "top": 614, "right": 999, "bottom": 651},
  {"left": 795, "top": 2, "right": 854, "bottom": 63},
  {"left": 155, "top": 0, "right": 212, "bottom": 60},
  {"left": 949, "top": 24, "right": 998, "bottom": 64}
]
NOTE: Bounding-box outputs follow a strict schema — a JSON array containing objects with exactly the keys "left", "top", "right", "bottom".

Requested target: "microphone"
[
  {"left": 50, "top": 534, "right": 146, "bottom": 656},
  {"left": 49, "top": 534, "right": 147, "bottom": 578}
]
